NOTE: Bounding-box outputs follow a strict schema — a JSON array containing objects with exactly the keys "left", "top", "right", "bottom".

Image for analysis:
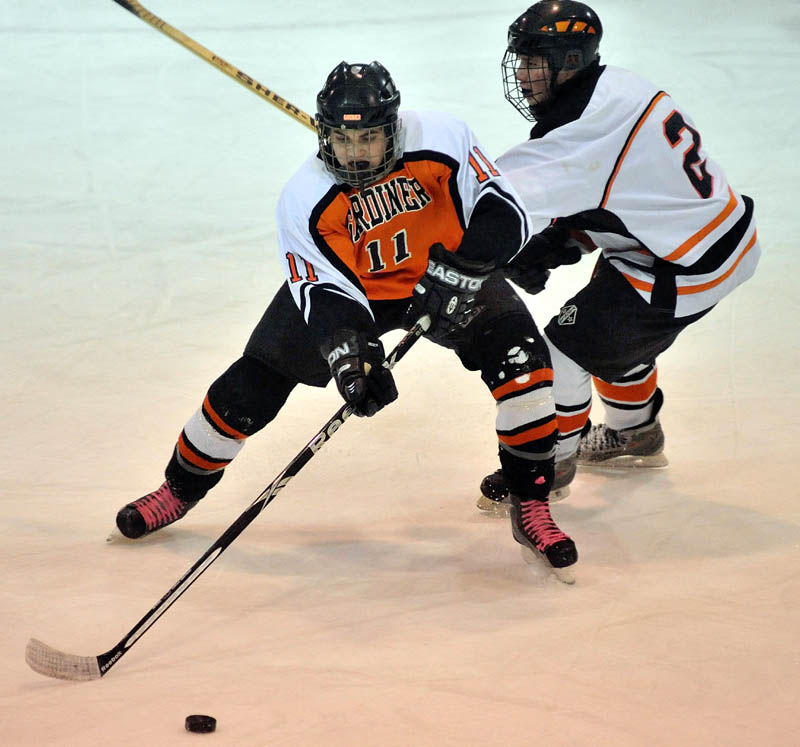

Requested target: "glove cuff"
[
  {"left": 321, "top": 328, "right": 384, "bottom": 368},
  {"left": 428, "top": 242, "right": 494, "bottom": 276}
]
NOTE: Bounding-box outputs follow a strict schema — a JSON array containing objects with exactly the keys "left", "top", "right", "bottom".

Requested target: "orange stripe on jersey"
[
  {"left": 594, "top": 375, "right": 657, "bottom": 404},
  {"left": 491, "top": 368, "right": 554, "bottom": 401},
  {"left": 676, "top": 229, "right": 758, "bottom": 295},
  {"left": 203, "top": 395, "right": 247, "bottom": 440},
  {"left": 664, "top": 187, "right": 738, "bottom": 261},
  {"left": 601, "top": 92, "right": 668, "bottom": 208},
  {"left": 178, "top": 434, "right": 231, "bottom": 471},
  {"left": 620, "top": 272, "right": 654, "bottom": 292},
  {"left": 557, "top": 410, "right": 591, "bottom": 436},
  {"left": 498, "top": 419, "right": 557, "bottom": 446}
]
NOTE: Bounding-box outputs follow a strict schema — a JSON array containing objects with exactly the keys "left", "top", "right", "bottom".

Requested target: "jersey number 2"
[{"left": 662, "top": 110, "right": 714, "bottom": 199}]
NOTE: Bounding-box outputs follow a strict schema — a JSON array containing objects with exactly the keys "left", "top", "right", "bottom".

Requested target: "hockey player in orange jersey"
[
  {"left": 478, "top": 1, "right": 761, "bottom": 512},
  {"left": 115, "top": 60, "right": 577, "bottom": 575}
]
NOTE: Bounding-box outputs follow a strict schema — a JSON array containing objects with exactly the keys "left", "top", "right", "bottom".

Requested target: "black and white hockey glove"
[
  {"left": 322, "top": 329, "right": 398, "bottom": 418},
  {"left": 504, "top": 226, "right": 595, "bottom": 295},
  {"left": 408, "top": 243, "right": 493, "bottom": 342}
]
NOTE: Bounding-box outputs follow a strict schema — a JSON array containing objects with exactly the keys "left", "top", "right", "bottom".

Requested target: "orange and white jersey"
[
  {"left": 498, "top": 65, "right": 760, "bottom": 317},
  {"left": 276, "top": 110, "right": 529, "bottom": 325}
]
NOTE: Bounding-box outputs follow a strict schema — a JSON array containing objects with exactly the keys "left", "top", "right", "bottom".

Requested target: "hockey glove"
[
  {"left": 322, "top": 329, "right": 398, "bottom": 418},
  {"left": 408, "top": 243, "right": 493, "bottom": 342},
  {"left": 504, "top": 226, "right": 594, "bottom": 294}
]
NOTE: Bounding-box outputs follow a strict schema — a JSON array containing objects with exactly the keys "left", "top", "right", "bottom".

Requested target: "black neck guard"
[{"left": 529, "top": 60, "right": 605, "bottom": 140}]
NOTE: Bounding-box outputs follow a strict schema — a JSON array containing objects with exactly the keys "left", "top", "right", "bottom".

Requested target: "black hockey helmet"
[
  {"left": 502, "top": 1, "right": 602, "bottom": 120},
  {"left": 316, "top": 61, "right": 403, "bottom": 188}
]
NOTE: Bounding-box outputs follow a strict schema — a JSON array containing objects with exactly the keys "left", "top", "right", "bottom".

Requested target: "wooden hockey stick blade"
[{"left": 109, "top": 0, "right": 317, "bottom": 132}]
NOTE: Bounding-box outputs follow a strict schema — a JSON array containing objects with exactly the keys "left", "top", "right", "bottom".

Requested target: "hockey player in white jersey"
[
  {"left": 479, "top": 0, "right": 760, "bottom": 511},
  {"left": 115, "top": 61, "right": 577, "bottom": 574}
]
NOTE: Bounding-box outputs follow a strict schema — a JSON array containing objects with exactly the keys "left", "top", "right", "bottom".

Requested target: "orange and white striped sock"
[
  {"left": 493, "top": 368, "right": 558, "bottom": 499},
  {"left": 593, "top": 364, "right": 659, "bottom": 431},
  {"left": 174, "top": 394, "right": 248, "bottom": 477},
  {"left": 544, "top": 330, "right": 593, "bottom": 461}
]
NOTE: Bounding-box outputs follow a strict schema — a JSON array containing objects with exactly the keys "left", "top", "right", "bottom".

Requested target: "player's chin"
[{"left": 523, "top": 90, "right": 548, "bottom": 107}]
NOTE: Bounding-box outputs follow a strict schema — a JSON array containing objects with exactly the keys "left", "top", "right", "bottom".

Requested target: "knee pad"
[
  {"left": 473, "top": 310, "right": 551, "bottom": 391},
  {"left": 207, "top": 356, "right": 295, "bottom": 436}
]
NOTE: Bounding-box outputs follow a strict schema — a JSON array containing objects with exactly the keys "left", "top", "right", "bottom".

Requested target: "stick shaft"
[
  {"left": 26, "top": 318, "right": 429, "bottom": 679},
  {"left": 110, "top": 0, "right": 317, "bottom": 131}
]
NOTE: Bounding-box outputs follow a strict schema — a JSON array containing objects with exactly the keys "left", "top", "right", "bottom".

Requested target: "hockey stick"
[
  {"left": 26, "top": 316, "right": 431, "bottom": 681},
  {"left": 109, "top": 0, "right": 317, "bottom": 132}
]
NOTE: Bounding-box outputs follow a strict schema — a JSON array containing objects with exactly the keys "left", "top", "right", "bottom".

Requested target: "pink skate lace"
[
  {"left": 519, "top": 498, "right": 569, "bottom": 552},
  {"left": 133, "top": 481, "right": 187, "bottom": 531}
]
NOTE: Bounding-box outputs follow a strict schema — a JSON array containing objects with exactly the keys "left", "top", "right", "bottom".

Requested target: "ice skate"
[
  {"left": 576, "top": 419, "right": 667, "bottom": 467},
  {"left": 114, "top": 481, "right": 197, "bottom": 539},
  {"left": 476, "top": 455, "right": 576, "bottom": 515},
  {"left": 510, "top": 496, "right": 577, "bottom": 584}
]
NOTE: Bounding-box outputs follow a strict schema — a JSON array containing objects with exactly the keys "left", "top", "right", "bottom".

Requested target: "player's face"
[
  {"left": 515, "top": 54, "right": 575, "bottom": 106},
  {"left": 331, "top": 127, "right": 387, "bottom": 172}
]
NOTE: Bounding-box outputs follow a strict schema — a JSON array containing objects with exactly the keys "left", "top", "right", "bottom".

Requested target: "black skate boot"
[
  {"left": 510, "top": 496, "right": 577, "bottom": 583},
  {"left": 477, "top": 455, "right": 576, "bottom": 514},
  {"left": 577, "top": 390, "right": 667, "bottom": 467},
  {"left": 115, "top": 481, "right": 197, "bottom": 539}
]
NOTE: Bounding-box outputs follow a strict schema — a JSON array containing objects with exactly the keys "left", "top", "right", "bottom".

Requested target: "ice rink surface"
[{"left": 2, "top": 1, "right": 798, "bottom": 744}]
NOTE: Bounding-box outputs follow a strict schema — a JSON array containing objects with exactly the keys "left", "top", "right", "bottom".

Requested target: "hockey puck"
[{"left": 185, "top": 715, "right": 216, "bottom": 733}]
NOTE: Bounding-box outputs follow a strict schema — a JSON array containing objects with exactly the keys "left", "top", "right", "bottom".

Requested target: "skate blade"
[
  {"left": 519, "top": 546, "right": 576, "bottom": 585},
  {"left": 577, "top": 452, "right": 668, "bottom": 469},
  {"left": 106, "top": 526, "right": 123, "bottom": 543},
  {"left": 476, "top": 495, "right": 511, "bottom": 516},
  {"left": 105, "top": 526, "right": 154, "bottom": 543},
  {"left": 477, "top": 483, "right": 570, "bottom": 515}
]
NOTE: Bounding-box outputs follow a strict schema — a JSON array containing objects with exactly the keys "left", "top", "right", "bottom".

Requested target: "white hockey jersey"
[
  {"left": 498, "top": 65, "right": 760, "bottom": 317},
  {"left": 275, "top": 110, "right": 529, "bottom": 326}
]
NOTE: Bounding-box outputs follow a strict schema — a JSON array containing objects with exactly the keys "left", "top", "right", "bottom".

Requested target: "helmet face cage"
[
  {"left": 502, "top": 48, "right": 556, "bottom": 121},
  {"left": 501, "top": 1, "right": 602, "bottom": 121},
  {"left": 316, "top": 61, "right": 403, "bottom": 188},
  {"left": 317, "top": 120, "right": 404, "bottom": 189}
]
